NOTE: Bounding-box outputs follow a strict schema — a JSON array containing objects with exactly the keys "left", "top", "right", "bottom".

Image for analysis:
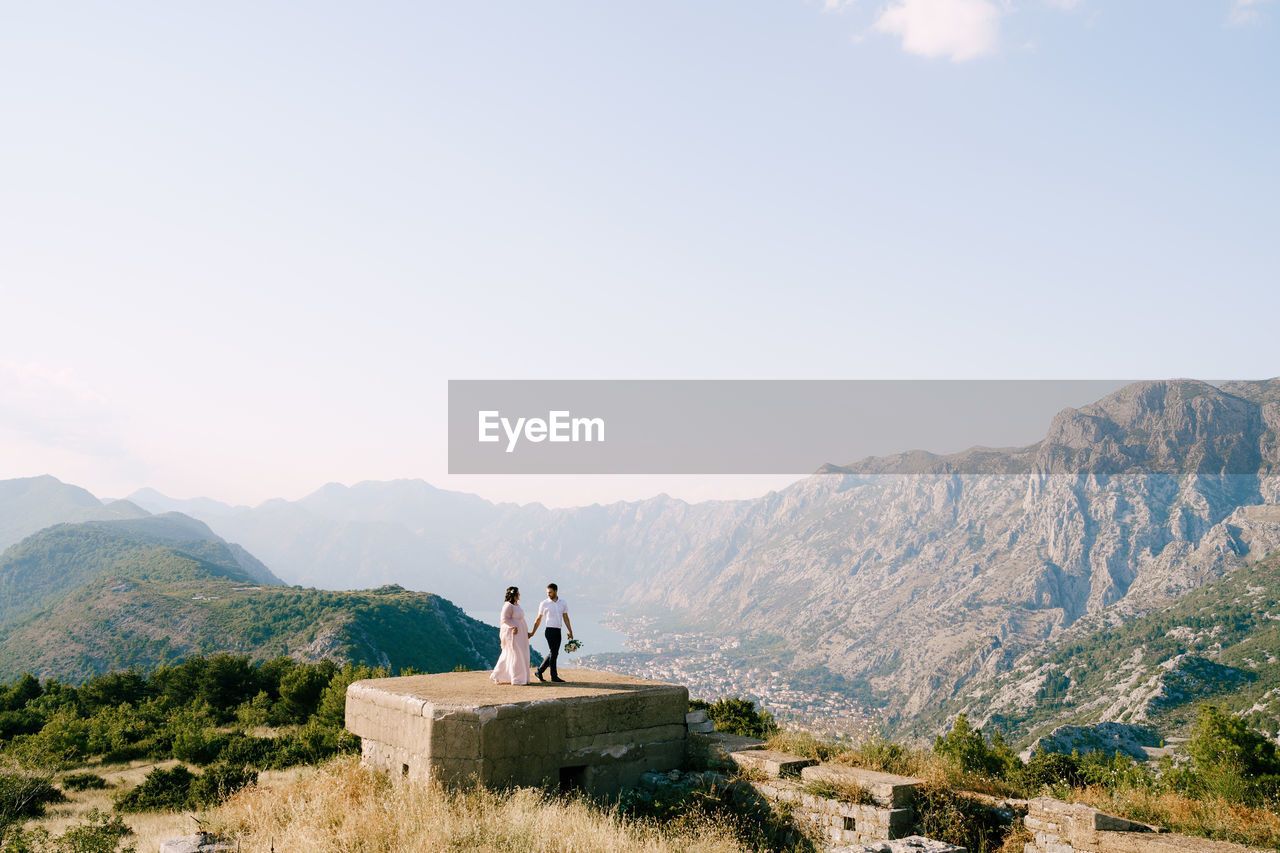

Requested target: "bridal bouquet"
[{"left": 564, "top": 638, "right": 583, "bottom": 654}]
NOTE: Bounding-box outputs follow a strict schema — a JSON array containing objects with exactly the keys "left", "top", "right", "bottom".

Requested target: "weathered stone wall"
[
  {"left": 1021, "top": 796, "right": 1262, "bottom": 853},
  {"left": 343, "top": 675, "right": 1263, "bottom": 853},
  {"left": 346, "top": 668, "right": 688, "bottom": 796},
  {"left": 701, "top": 739, "right": 941, "bottom": 849},
  {"left": 694, "top": 739, "right": 1265, "bottom": 853}
]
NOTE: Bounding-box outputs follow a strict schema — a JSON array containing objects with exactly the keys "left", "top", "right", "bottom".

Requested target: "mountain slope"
[
  {"left": 939, "top": 548, "right": 1280, "bottom": 745},
  {"left": 0, "top": 525, "right": 500, "bottom": 682},
  {"left": 611, "top": 379, "right": 1280, "bottom": 726},
  {"left": 0, "top": 475, "right": 149, "bottom": 551},
  {"left": 124, "top": 378, "right": 1280, "bottom": 733},
  {"left": 0, "top": 515, "right": 283, "bottom": 628}
]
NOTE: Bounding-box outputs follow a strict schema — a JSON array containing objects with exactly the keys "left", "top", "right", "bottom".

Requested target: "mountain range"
[
  {"left": 6, "top": 377, "right": 1280, "bottom": 741},
  {"left": 0, "top": 480, "right": 501, "bottom": 682}
]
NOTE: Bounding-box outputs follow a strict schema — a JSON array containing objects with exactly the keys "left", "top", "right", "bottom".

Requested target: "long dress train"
[{"left": 490, "top": 602, "right": 530, "bottom": 685}]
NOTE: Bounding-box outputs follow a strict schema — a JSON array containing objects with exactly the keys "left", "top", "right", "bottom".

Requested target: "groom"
[{"left": 531, "top": 582, "right": 573, "bottom": 683}]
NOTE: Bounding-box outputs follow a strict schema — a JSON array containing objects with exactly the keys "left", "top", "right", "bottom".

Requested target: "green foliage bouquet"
[{"left": 564, "top": 638, "right": 583, "bottom": 654}]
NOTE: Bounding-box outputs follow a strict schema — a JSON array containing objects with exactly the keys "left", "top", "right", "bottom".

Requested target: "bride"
[{"left": 490, "top": 586, "right": 531, "bottom": 685}]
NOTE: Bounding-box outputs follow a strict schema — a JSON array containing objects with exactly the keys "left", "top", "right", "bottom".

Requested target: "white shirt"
[{"left": 538, "top": 597, "right": 568, "bottom": 629}]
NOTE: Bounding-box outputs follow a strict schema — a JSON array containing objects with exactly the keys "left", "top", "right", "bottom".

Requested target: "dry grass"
[
  {"left": 994, "top": 825, "right": 1032, "bottom": 853},
  {"left": 1070, "top": 786, "right": 1280, "bottom": 851},
  {"left": 799, "top": 778, "right": 872, "bottom": 806},
  {"left": 207, "top": 756, "right": 751, "bottom": 853},
  {"left": 23, "top": 760, "right": 314, "bottom": 852},
  {"left": 799, "top": 735, "right": 1025, "bottom": 800},
  {"left": 27, "top": 759, "right": 186, "bottom": 846},
  {"left": 764, "top": 731, "right": 850, "bottom": 764}
]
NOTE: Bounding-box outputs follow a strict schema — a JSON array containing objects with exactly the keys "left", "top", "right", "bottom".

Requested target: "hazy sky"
[{"left": 1, "top": 1, "right": 1276, "bottom": 508}]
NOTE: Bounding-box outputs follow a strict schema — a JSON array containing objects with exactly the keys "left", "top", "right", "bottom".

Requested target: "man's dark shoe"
[
  {"left": 534, "top": 670, "right": 546, "bottom": 682},
  {"left": 551, "top": 676, "right": 567, "bottom": 682}
]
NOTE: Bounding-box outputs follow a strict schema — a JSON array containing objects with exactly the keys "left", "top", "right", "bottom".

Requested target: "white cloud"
[
  {"left": 1227, "top": 0, "right": 1269, "bottom": 25},
  {"left": 1043, "top": 0, "right": 1083, "bottom": 9},
  {"left": 874, "top": 0, "right": 1002, "bottom": 61}
]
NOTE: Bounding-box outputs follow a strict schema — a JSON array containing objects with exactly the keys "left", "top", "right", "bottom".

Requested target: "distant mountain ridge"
[
  {"left": 604, "top": 379, "right": 1280, "bottom": 730},
  {"left": 0, "top": 475, "right": 150, "bottom": 551},
  {"left": 15, "top": 377, "right": 1280, "bottom": 735},
  {"left": 127, "top": 479, "right": 502, "bottom": 603},
  {"left": 0, "top": 520, "right": 500, "bottom": 682},
  {"left": 0, "top": 514, "right": 284, "bottom": 630}
]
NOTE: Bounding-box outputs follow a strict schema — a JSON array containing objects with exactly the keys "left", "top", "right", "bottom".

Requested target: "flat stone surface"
[
  {"left": 1027, "top": 797, "right": 1160, "bottom": 834},
  {"left": 347, "top": 668, "right": 688, "bottom": 795},
  {"left": 729, "top": 748, "right": 816, "bottom": 778},
  {"left": 801, "top": 764, "right": 924, "bottom": 808},
  {"left": 349, "top": 667, "right": 681, "bottom": 708}
]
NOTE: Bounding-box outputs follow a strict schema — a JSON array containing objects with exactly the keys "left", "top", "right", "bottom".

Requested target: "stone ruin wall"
[{"left": 706, "top": 736, "right": 1267, "bottom": 853}]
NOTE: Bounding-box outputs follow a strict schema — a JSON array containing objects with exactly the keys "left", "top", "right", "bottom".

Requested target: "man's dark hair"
[{"left": 547, "top": 583, "right": 558, "bottom": 592}]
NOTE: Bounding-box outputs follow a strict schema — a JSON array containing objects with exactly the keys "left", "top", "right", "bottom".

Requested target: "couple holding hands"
[{"left": 489, "top": 582, "right": 575, "bottom": 686}]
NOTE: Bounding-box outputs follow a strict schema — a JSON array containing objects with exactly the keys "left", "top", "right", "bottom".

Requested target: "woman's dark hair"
[{"left": 504, "top": 586, "right": 519, "bottom": 604}]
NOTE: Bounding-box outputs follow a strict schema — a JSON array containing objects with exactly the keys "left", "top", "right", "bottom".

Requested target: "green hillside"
[
  {"left": 0, "top": 524, "right": 502, "bottom": 682},
  {"left": 931, "top": 550, "right": 1280, "bottom": 744},
  {"left": 0, "top": 518, "right": 279, "bottom": 629},
  {"left": 0, "top": 475, "right": 150, "bottom": 552}
]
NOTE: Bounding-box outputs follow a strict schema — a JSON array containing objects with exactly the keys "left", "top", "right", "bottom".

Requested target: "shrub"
[
  {"left": 188, "top": 764, "right": 257, "bottom": 809},
  {"left": 845, "top": 734, "right": 912, "bottom": 775},
  {"left": 276, "top": 663, "right": 334, "bottom": 725},
  {"left": 59, "top": 773, "right": 109, "bottom": 792},
  {"left": 233, "top": 691, "right": 273, "bottom": 729},
  {"left": 11, "top": 711, "right": 92, "bottom": 767},
  {"left": 198, "top": 656, "right": 260, "bottom": 722},
  {"left": 114, "top": 765, "right": 195, "bottom": 813},
  {"left": 216, "top": 733, "right": 279, "bottom": 769},
  {"left": 914, "top": 783, "right": 1010, "bottom": 853},
  {"left": 314, "top": 664, "right": 383, "bottom": 729},
  {"left": 49, "top": 809, "right": 134, "bottom": 853},
  {"left": 0, "top": 770, "right": 63, "bottom": 822},
  {"left": 76, "top": 671, "right": 146, "bottom": 714},
  {"left": 1018, "top": 750, "right": 1084, "bottom": 791},
  {"left": 765, "top": 730, "right": 847, "bottom": 763},
  {"left": 691, "top": 698, "right": 779, "bottom": 740},
  {"left": 1184, "top": 704, "right": 1280, "bottom": 804},
  {"left": 0, "top": 808, "right": 134, "bottom": 853},
  {"left": 269, "top": 721, "right": 358, "bottom": 768},
  {"left": 2, "top": 675, "right": 43, "bottom": 712},
  {"left": 934, "top": 714, "right": 1017, "bottom": 780},
  {"left": 1075, "top": 750, "right": 1152, "bottom": 791},
  {"left": 113, "top": 761, "right": 255, "bottom": 815},
  {"left": 0, "top": 710, "right": 44, "bottom": 741}
]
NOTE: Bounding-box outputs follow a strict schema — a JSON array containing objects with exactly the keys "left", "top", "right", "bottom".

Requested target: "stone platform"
[{"left": 345, "top": 667, "right": 689, "bottom": 795}]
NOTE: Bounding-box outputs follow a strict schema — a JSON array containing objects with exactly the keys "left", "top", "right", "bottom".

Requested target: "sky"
[{"left": 0, "top": 1, "right": 1276, "bottom": 508}]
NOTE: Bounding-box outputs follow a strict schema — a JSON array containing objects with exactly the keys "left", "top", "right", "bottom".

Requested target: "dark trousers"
[{"left": 537, "top": 627, "right": 562, "bottom": 678}]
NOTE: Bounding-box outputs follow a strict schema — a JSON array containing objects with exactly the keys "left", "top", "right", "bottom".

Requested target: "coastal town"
[{"left": 579, "top": 614, "right": 876, "bottom": 740}]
